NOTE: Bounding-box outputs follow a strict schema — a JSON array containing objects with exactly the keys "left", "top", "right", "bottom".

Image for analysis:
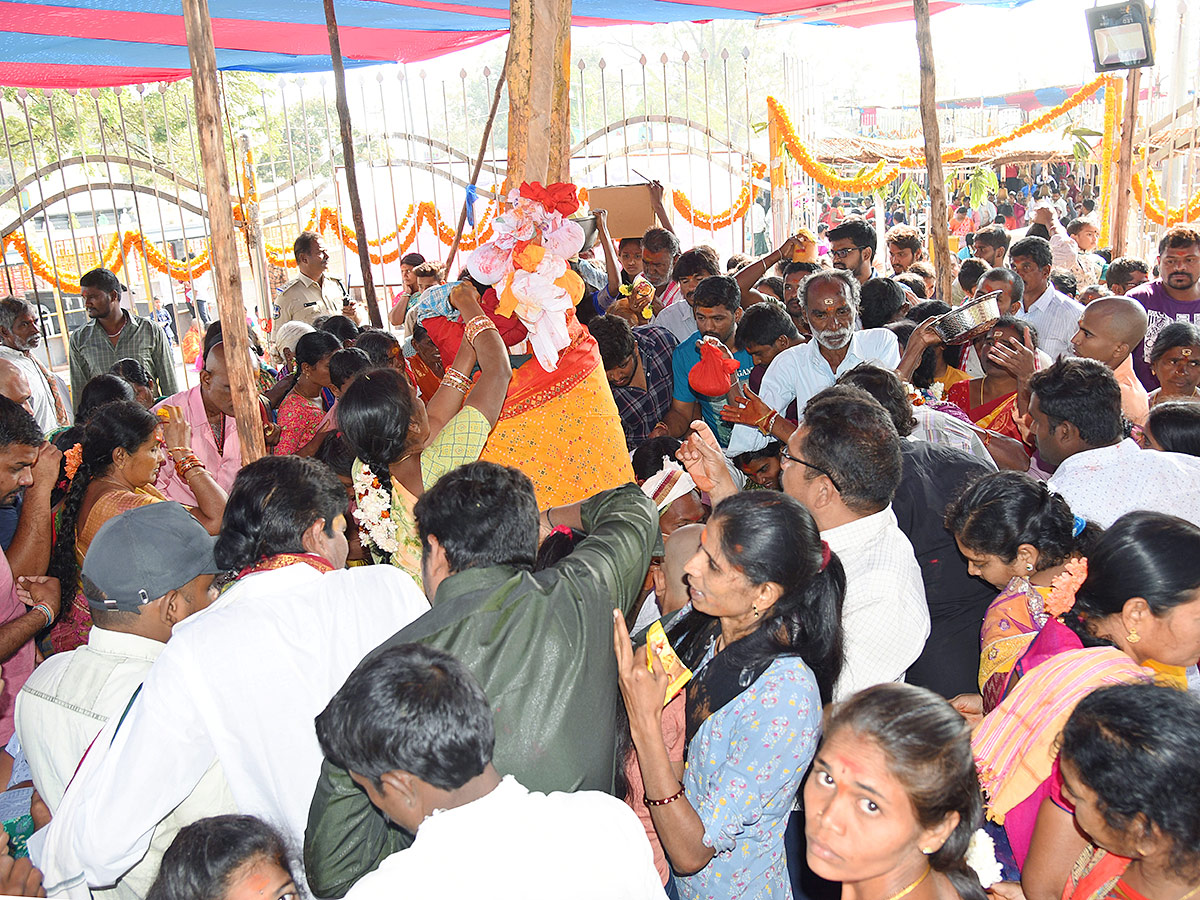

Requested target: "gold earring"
[
  {"left": 752, "top": 605, "right": 759, "bottom": 618},
  {"left": 921, "top": 847, "right": 933, "bottom": 855},
  {"left": 1127, "top": 629, "right": 1140, "bottom": 644},
  {"left": 1025, "top": 563, "right": 1034, "bottom": 572}
]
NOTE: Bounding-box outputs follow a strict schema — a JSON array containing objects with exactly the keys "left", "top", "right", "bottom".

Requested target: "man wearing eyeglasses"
[
  {"left": 827, "top": 217, "right": 877, "bottom": 287},
  {"left": 678, "top": 387, "right": 928, "bottom": 702}
]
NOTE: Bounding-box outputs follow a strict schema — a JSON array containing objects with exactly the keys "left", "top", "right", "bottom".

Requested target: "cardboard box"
[{"left": 587, "top": 183, "right": 658, "bottom": 240}]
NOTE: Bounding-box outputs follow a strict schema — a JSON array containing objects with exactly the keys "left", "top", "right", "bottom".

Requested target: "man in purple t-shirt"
[{"left": 1128, "top": 225, "right": 1200, "bottom": 389}]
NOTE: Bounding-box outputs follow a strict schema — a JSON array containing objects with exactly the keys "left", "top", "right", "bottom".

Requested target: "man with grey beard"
[{"left": 727, "top": 269, "right": 901, "bottom": 453}]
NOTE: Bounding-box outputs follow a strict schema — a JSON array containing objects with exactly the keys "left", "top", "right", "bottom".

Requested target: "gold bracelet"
[{"left": 465, "top": 315, "right": 499, "bottom": 345}]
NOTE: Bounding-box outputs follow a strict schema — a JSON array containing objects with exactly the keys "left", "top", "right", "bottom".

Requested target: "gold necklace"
[
  {"left": 879, "top": 866, "right": 931, "bottom": 900},
  {"left": 1172, "top": 883, "right": 1200, "bottom": 900}
]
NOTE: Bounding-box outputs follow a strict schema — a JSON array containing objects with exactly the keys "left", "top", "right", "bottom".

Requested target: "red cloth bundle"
[{"left": 687, "top": 340, "right": 739, "bottom": 397}]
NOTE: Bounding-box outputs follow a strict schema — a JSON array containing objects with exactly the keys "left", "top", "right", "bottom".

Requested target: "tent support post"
[
  {"left": 323, "top": 0, "right": 384, "bottom": 328},
  {"left": 181, "top": 0, "right": 266, "bottom": 466},
  {"left": 913, "top": 0, "right": 952, "bottom": 303},
  {"left": 506, "top": 0, "right": 572, "bottom": 186},
  {"left": 1111, "top": 68, "right": 1140, "bottom": 259}
]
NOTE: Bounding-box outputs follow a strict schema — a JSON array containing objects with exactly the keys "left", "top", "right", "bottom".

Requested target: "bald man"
[
  {"left": 1070, "top": 295, "right": 1150, "bottom": 426},
  {"left": 152, "top": 342, "right": 243, "bottom": 504},
  {"left": 631, "top": 522, "right": 703, "bottom": 635},
  {"left": 0, "top": 359, "right": 35, "bottom": 419}
]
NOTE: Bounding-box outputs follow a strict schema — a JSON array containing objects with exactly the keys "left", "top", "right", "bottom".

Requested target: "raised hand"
[{"left": 720, "top": 385, "right": 772, "bottom": 428}]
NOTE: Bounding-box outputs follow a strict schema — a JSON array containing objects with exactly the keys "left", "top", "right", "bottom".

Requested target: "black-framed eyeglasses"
[
  {"left": 829, "top": 246, "right": 867, "bottom": 260},
  {"left": 780, "top": 446, "right": 843, "bottom": 492}
]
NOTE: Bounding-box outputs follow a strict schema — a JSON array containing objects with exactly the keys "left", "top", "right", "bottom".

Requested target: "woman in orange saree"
[
  {"left": 48, "top": 402, "right": 226, "bottom": 653},
  {"left": 1058, "top": 685, "right": 1200, "bottom": 900},
  {"left": 422, "top": 294, "right": 633, "bottom": 508}
]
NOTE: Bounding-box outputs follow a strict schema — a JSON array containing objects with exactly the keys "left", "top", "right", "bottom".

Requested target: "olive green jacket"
[{"left": 303, "top": 484, "right": 659, "bottom": 898}]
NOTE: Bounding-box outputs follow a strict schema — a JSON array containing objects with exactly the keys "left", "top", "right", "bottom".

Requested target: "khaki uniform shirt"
[{"left": 273, "top": 272, "right": 348, "bottom": 327}]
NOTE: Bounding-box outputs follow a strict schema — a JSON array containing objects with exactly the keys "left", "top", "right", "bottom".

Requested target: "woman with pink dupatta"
[{"left": 959, "top": 514, "right": 1200, "bottom": 900}]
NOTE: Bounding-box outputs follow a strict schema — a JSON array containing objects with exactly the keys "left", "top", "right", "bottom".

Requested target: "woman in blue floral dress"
[{"left": 614, "top": 491, "right": 845, "bottom": 900}]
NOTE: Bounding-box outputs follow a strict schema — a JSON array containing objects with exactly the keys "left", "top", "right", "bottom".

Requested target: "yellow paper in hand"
[
  {"left": 791, "top": 228, "right": 818, "bottom": 263},
  {"left": 646, "top": 620, "right": 692, "bottom": 706}
]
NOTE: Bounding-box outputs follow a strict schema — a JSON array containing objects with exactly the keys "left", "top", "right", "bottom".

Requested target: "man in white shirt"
[
  {"left": 1031, "top": 358, "right": 1200, "bottom": 527},
  {"left": 779, "top": 388, "right": 928, "bottom": 700},
  {"left": 651, "top": 247, "right": 721, "bottom": 343},
  {"left": 1009, "top": 234, "right": 1084, "bottom": 362},
  {"left": 152, "top": 342, "right": 242, "bottom": 504},
  {"left": 36, "top": 455, "right": 430, "bottom": 897},
  {"left": 727, "top": 269, "right": 900, "bottom": 454},
  {"left": 0, "top": 297, "right": 70, "bottom": 433},
  {"left": 17, "top": 502, "right": 235, "bottom": 900},
  {"left": 316, "top": 643, "right": 664, "bottom": 900}
]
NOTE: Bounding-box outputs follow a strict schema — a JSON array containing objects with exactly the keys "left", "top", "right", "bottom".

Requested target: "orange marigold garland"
[
  {"left": 673, "top": 162, "right": 768, "bottom": 229},
  {"left": 767, "top": 74, "right": 1114, "bottom": 194}
]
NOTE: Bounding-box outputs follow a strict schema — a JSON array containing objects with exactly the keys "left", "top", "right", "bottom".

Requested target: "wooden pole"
[
  {"left": 1111, "top": 68, "right": 1141, "bottom": 258},
  {"left": 913, "top": 0, "right": 952, "bottom": 304},
  {"left": 237, "top": 133, "right": 273, "bottom": 326},
  {"left": 322, "top": 0, "right": 384, "bottom": 328},
  {"left": 181, "top": 0, "right": 266, "bottom": 466},
  {"left": 506, "top": 0, "right": 572, "bottom": 186},
  {"left": 444, "top": 45, "right": 511, "bottom": 278}
]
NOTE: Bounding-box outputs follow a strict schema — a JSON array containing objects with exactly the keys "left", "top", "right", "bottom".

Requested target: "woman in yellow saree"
[{"left": 339, "top": 283, "right": 512, "bottom": 583}]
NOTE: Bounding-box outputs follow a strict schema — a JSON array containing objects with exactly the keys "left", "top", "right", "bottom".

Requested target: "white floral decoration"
[
  {"left": 965, "top": 828, "right": 1003, "bottom": 889},
  {"left": 928, "top": 381, "right": 945, "bottom": 401},
  {"left": 352, "top": 461, "right": 399, "bottom": 555}
]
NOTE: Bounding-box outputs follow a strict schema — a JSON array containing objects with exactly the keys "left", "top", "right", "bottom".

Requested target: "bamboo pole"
[
  {"left": 913, "top": 0, "right": 952, "bottom": 304},
  {"left": 1111, "top": 68, "right": 1141, "bottom": 258},
  {"left": 180, "top": 0, "right": 267, "bottom": 465},
  {"left": 444, "top": 46, "right": 510, "bottom": 278},
  {"left": 322, "top": 0, "right": 383, "bottom": 328}
]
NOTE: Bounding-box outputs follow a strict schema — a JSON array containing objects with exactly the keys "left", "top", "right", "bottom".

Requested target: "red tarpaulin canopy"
[{"left": 0, "top": 0, "right": 1032, "bottom": 88}]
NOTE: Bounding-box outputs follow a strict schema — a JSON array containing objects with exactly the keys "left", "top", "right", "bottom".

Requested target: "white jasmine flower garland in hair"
[
  {"left": 352, "top": 461, "right": 399, "bottom": 555},
  {"left": 965, "top": 828, "right": 1003, "bottom": 889}
]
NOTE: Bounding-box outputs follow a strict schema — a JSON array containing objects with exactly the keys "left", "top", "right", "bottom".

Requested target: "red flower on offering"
[{"left": 519, "top": 181, "right": 581, "bottom": 217}]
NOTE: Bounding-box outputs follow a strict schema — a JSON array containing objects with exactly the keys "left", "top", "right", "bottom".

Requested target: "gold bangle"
[{"left": 465, "top": 315, "right": 499, "bottom": 345}]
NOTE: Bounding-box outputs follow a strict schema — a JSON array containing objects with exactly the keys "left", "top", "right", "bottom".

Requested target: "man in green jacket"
[{"left": 304, "top": 461, "right": 660, "bottom": 898}]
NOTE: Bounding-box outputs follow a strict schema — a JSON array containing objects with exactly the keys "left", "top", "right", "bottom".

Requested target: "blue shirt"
[
  {"left": 679, "top": 649, "right": 822, "bottom": 900},
  {"left": 671, "top": 330, "right": 753, "bottom": 447}
]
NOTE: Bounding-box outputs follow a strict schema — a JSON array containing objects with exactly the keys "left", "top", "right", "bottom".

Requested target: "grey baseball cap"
[{"left": 81, "top": 502, "right": 222, "bottom": 611}]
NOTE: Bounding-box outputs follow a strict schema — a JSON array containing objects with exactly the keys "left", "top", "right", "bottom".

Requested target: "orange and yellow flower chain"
[
  {"left": 766, "top": 74, "right": 1121, "bottom": 194},
  {"left": 672, "top": 162, "right": 768, "bottom": 229}
]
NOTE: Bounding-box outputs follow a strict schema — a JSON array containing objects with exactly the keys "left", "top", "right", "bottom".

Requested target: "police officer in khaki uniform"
[{"left": 274, "top": 231, "right": 361, "bottom": 328}]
